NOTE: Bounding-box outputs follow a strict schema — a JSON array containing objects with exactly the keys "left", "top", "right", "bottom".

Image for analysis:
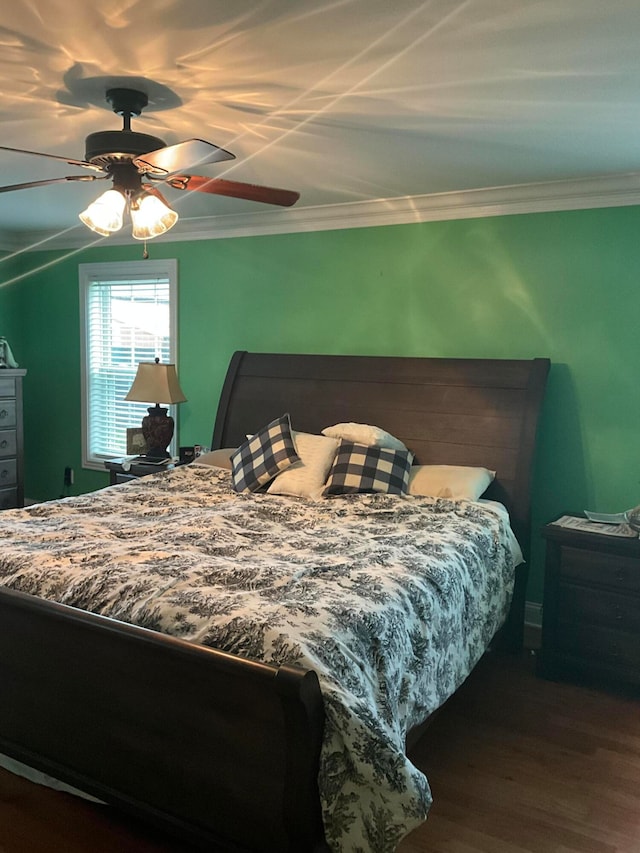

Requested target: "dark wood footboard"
[{"left": 0, "top": 587, "right": 328, "bottom": 853}]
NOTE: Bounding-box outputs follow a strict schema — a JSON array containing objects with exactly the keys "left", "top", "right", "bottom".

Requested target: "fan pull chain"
[{"left": 142, "top": 239, "right": 149, "bottom": 260}]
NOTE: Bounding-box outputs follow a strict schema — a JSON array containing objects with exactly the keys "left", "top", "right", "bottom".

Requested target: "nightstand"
[
  {"left": 105, "top": 458, "right": 178, "bottom": 485},
  {"left": 540, "top": 520, "right": 640, "bottom": 690}
]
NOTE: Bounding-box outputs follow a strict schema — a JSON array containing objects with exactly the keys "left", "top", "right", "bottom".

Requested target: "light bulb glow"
[
  {"left": 79, "top": 189, "right": 126, "bottom": 236},
  {"left": 130, "top": 194, "right": 178, "bottom": 240}
]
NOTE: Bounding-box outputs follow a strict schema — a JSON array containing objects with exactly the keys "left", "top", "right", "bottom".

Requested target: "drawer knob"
[
  {"left": 0, "top": 410, "right": 7, "bottom": 419},
  {"left": 0, "top": 439, "right": 6, "bottom": 449},
  {"left": 0, "top": 469, "right": 7, "bottom": 479},
  {"left": 613, "top": 606, "right": 623, "bottom": 621},
  {"left": 615, "top": 569, "right": 628, "bottom": 582}
]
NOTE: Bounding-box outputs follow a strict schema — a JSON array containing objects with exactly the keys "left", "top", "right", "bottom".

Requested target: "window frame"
[{"left": 79, "top": 259, "right": 179, "bottom": 471}]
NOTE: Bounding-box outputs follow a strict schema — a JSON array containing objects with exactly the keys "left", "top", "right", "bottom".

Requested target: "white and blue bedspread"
[{"left": 0, "top": 464, "right": 522, "bottom": 852}]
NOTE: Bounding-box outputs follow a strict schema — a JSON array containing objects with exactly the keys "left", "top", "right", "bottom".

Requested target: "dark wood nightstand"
[
  {"left": 540, "top": 520, "right": 640, "bottom": 691},
  {"left": 105, "top": 458, "right": 178, "bottom": 485}
]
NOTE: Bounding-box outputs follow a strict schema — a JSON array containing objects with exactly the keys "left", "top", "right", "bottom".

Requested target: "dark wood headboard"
[{"left": 212, "top": 351, "right": 549, "bottom": 558}]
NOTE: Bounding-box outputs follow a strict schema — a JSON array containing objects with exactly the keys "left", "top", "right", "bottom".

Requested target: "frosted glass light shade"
[
  {"left": 79, "top": 190, "right": 126, "bottom": 236},
  {"left": 130, "top": 194, "right": 178, "bottom": 240}
]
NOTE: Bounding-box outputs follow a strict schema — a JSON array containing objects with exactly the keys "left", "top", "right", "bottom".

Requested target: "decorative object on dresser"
[
  {"left": 0, "top": 368, "right": 26, "bottom": 510},
  {"left": 540, "top": 519, "right": 640, "bottom": 690},
  {"left": 123, "top": 358, "right": 186, "bottom": 460},
  {"left": 0, "top": 337, "right": 19, "bottom": 369}
]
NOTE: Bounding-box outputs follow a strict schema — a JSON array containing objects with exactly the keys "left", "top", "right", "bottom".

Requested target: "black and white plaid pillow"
[
  {"left": 323, "top": 441, "right": 414, "bottom": 496},
  {"left": 231, "top": 413, "right": 300, "bottom": 493}
]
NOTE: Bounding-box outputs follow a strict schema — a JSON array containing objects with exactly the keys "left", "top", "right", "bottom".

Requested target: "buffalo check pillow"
[
  {"left": 323, "top": 441, "right": 414, "bottom": 496},
  {"left": 231, "top": 413, "right": 300, "bottom": 493}
]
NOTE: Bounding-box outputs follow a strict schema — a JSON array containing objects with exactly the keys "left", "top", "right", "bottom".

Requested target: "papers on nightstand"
[{"left": 552, "top": 514, "right": 638, "bottom": 537}]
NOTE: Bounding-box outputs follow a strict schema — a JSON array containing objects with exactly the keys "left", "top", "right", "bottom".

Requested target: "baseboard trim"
[{"left": 524, "top": 600, "right": 542, "bottom": 650}]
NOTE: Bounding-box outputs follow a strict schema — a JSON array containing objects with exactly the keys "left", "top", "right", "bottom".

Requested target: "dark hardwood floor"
[
  {"left": 400, "top": 651, "right": 640, "bottom": 853},
  {"left": 1, "top": 650, "right": 638, "bottom": 852}
]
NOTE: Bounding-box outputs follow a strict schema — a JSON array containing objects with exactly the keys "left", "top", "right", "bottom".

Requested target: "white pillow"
[
  {"left": 267, "top": 431, "right": 339, "bottom": 500},
  {"left": 408, "top": 465, "right": 495, "bottom": 500},
  {"left": 193, "top": 448, "right": 236, "bottom": 470},
  {"left": 321, "top": 422, "right": 407, "bottom": 451}
]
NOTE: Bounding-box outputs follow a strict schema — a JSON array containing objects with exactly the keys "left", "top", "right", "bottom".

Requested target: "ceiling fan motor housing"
[{"left": 84, "top": 130, "right": 167, "bottom": 169}]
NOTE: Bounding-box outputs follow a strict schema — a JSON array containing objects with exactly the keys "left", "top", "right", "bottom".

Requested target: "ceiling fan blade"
[
  {"left": 0, "top": 145, "right": 105, "bottom": 173},
  {"left": 0, "top": 175, "right": 106, "bottom": 194},
  {"left": 165, "top": 175, "right": 300, "bottom": 207},
  {"left": 133, "top": 139, "right": 235, "bottom": 176}
]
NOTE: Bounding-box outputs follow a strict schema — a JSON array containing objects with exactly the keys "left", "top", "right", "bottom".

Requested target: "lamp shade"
[{"left": 124, "top": 360, "right": 186, "bottom": 405}]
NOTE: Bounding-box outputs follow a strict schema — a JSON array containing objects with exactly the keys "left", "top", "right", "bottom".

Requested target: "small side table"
[
  {"left": 105, "top": 458, "right": 179, "bottom": 485},
  {"left": 540, "top": 519, "right": 640, "bottom": 691}
]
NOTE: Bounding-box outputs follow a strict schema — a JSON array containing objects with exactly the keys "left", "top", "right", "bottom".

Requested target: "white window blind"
[{"left": 80, "top": 260, "right": 178, "bottom": 469}]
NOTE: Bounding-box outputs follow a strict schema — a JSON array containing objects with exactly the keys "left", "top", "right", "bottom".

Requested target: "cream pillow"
[
  {"left": 193, "top": 448, "right": 236, "bottom": 470},
  {"left": 408, "top": 465, "right": 495, "bottom": 500},
  {"left": 267, "top": 431, "right": 339, "bottom": 500},
  {"left": 321, "top": 422, "right": 407, "bottom": 451}
]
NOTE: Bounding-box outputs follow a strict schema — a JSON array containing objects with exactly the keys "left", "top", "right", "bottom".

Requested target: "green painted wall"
[
  {"left": 3, "top": 205, "right": 639, "bottom": 602},
  {"left": 0, "top": 252, "right": 24, "bottom": 348}
]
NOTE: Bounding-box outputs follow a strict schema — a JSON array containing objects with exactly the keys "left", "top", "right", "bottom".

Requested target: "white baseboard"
[
  {"left": 525, "top": 600, "right": 542, "bottom": 627},
  {"left": 524, "top": 600, "right": 542, "bottom": 650}
]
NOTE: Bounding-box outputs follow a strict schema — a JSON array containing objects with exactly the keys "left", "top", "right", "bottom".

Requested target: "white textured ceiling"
[{"left": 1, "top": 0, "right": 640, "bottom": 241}]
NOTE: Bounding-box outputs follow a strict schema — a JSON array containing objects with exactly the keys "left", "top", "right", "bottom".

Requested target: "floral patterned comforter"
[{"left": 0, "top": 464, "right": 522, "bottom": 852}]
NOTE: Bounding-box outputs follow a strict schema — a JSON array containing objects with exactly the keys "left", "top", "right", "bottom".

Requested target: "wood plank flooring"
[
  {"left": 1, "top": 650, "right": 638, "bottom": 852},
  {"left": 399, "top": 651, "right": 640, "bottom": 853}
]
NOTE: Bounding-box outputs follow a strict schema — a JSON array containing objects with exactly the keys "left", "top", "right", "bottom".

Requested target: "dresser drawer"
[
  {"left": 0, "top": 430, "right": 16, "bottom": 458},
  {"left": 0, "top": 400, "right": 16, "bottom": 428},
  {"left": 0, "top": 487, "right": 18, "bottom": 510},
  {"left": 556, "top": 619, "right": 640, "bottom": 672},
  {"left": 560, "top": 546, "right": 640, "bottom": 594},
  {"left": 0, "top": 458, "right": 17, "bottom": 486},
  {"left": 0, "top": 377, "right": 16, "bottom": 398},
  {"left": 558, "top": 582, "right": 640, "bottom": 633}
]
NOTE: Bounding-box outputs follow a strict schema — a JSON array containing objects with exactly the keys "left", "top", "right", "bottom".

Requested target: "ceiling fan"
[{"left": 0, "top": 88, "right": 300, "bottom": 240}]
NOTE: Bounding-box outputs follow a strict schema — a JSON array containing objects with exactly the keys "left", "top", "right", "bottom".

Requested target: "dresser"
[
  {"left": 540, "top": 520, "right": 640, "bottom": 690},
  {"left": 0, "top": 368, "right": 26, "bottom": 510}
]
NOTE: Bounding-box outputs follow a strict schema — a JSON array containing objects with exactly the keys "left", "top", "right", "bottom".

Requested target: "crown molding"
[{"left": 2, "top": 171, "right": 640, "bottom": 252}]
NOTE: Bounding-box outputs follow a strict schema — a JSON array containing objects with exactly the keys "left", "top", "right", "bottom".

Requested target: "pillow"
[
  {"left": 324, "top": 441, "right": 414, "bottom": 496},
  {"left": 408, "top": 465, "right": 495, "bottom": 500},
  {"left": 267, "top": 431, "right": 339, "bottom": 500},
  {"left": 231, "top": 414, "right": 300, "bottom": 493},
  {"left": 193, "top": 448, "right": 236, "bottom": 470},
  {"left": 321, "top": 422, "right": 408, "bottom": 451}
]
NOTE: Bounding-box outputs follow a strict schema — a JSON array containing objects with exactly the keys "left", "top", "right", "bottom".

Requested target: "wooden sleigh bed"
[{"left": 0, "top": 351, "right": 549, "bottom": 853}]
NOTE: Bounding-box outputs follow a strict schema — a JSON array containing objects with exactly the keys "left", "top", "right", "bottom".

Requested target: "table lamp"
[{"left": 124, "top": 358, "right": 187, "bottom": 460}]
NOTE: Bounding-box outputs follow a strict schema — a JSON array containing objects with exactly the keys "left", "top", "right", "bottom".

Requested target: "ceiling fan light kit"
[
  {"left": 79, "top": 189, "right": 126, "bottom": 235},
  {"left": 0, "top": 85, "right": 300, "bottom": 243},
  {"left": 130, "top": 193, "right": 178, "bottom": 240}
]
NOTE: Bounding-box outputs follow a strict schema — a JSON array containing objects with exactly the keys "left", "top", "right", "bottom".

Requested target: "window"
[{"left": 79, "top": 260, "right": 178, "bottom": 470}]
